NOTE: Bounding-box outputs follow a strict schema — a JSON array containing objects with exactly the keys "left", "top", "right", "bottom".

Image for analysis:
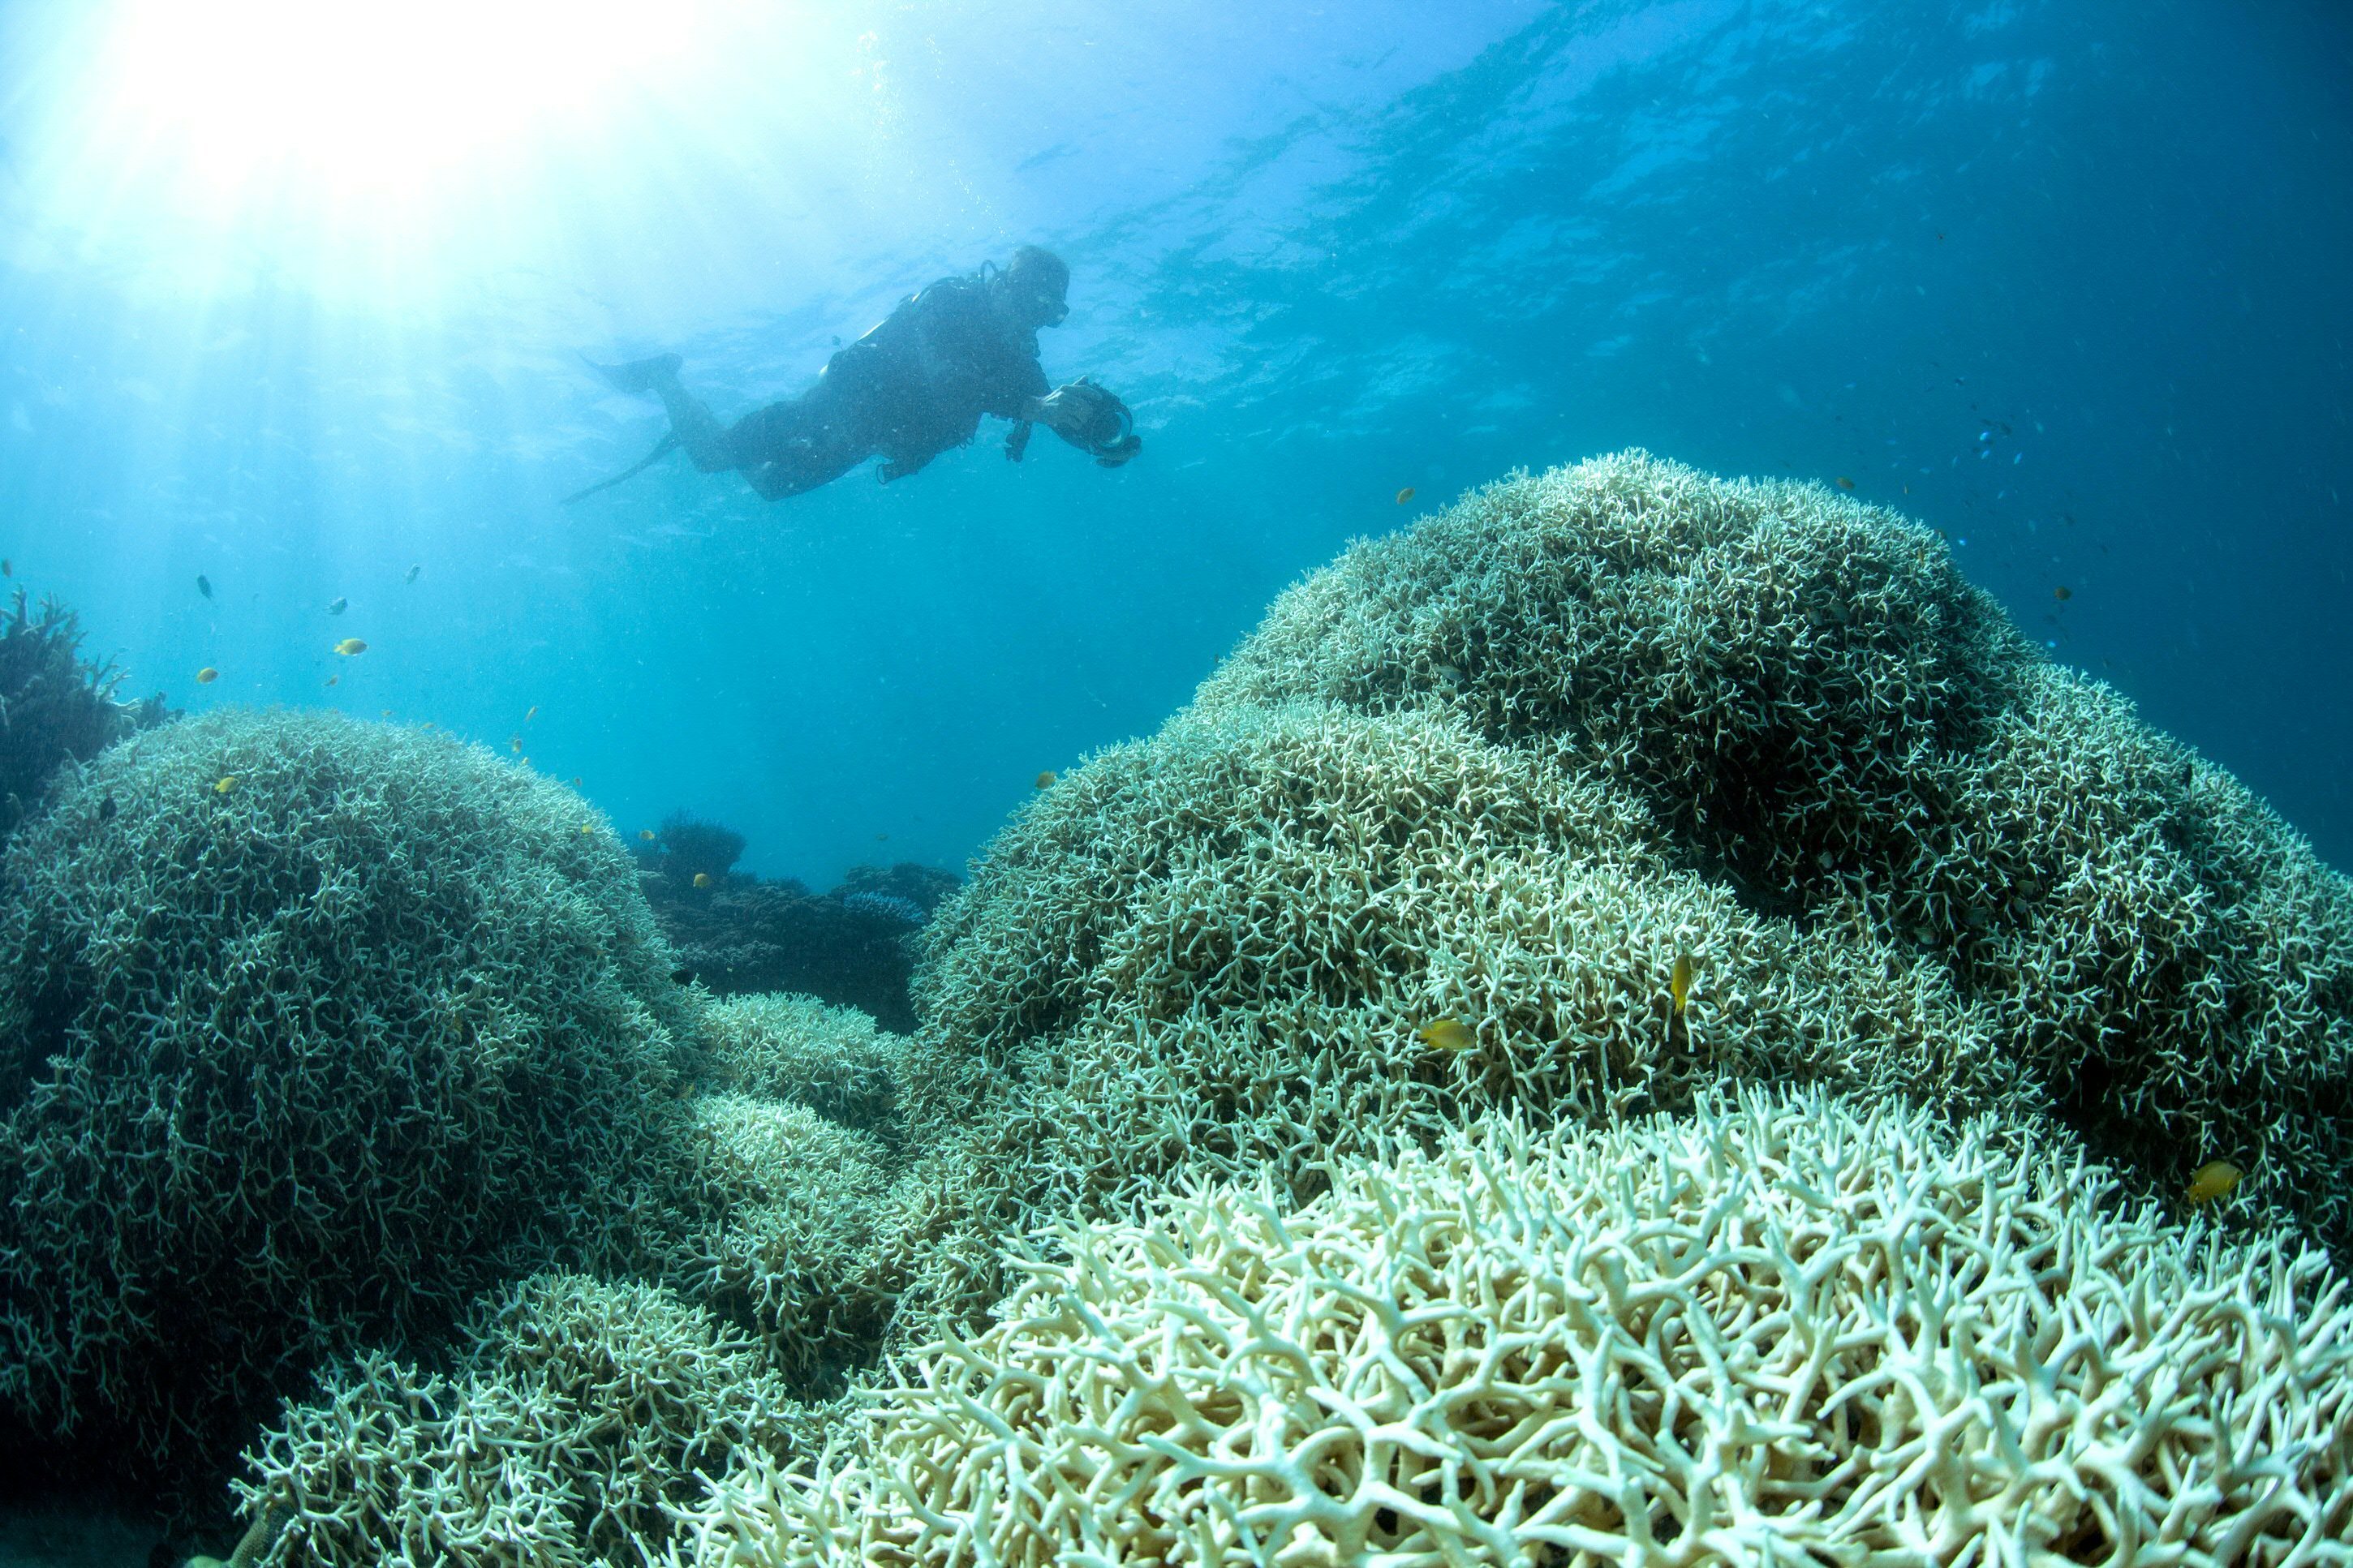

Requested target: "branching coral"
[
  {"left": 688, "top": 1089, "right": 2353, "bottom": 1568},
  {"left": 0, "top": 588, "right": 164, "bottom": 840},
  {"left": 678, "top": 1093, "right": 895, "bottom": 1383},
  {"left": 228, "top": 1273, "right": 815, "bottom": 1568},
  {"left": 0, "top": 709, "right": 710, "bottom": 1486},
  {"left": 703, "top": 991, "right": 907, "bottom": 1134}
]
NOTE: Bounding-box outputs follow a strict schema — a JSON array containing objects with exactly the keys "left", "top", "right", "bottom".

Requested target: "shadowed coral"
[
  {"left": 654, "top": 811, "right": 748, "bottom": 889},
  {"left": 0, "top": 588, "right": 165, "bottom": 840},
  {"left": 0, "top": 709, "right": 710, "bottom": 1488},
  {"left": 687, "top": 1090, "right": 2353, "bottom": 1567},
  {"left": 227, "top": 1274, "right": 815, "bottom": 1568}
]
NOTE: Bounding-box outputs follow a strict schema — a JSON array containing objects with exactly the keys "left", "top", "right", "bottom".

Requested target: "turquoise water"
[{"left": 0, "top": 0, "right": 2346, "bottom": 885}]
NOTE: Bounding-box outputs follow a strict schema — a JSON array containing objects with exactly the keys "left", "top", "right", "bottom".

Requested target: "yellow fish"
[
  {"left": 1417, "top": 1017, "right": 1474, "bottom": 1052},
  {"left": 1670, "top": 953, "right": 1695, "bottom": 1016},
  {"left": 510, "top": 735, "right": 523, "bottom": 754},
  {"left": 2186, "top": 1161, "right": 2242, "bottom": 1206},
  {"left": 213, "top": 775, "right": 237, "bottom": 794},
  {"left": 1835, "top": 475, "right": 1855, "bottom": 491},
  {"left": 692, "top": 872, "right": 712, "bottom": 889},
  {"left": 1035, "top": 770, "right": 1057, "bottom": 789},
  {"left": 639, "top": 829, "right": 657, "bottom": 842},
  {"left": 525, "top": 705, "right": 540, "bottom": 722},
  {"left": 1395, "top": 486, "right": 1416, "bottom": 505},
  {"left": 580, "top": 823, "right": 595, "bottom": 836},
  {"left": 333, "top": 638, "right": 367, "bottom": 655},
  {"left": 196, "top": 666, "right": 219, "bottom": 685}
]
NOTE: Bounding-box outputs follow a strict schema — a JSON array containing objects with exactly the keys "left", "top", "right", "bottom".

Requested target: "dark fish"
[
  {"left": 1, "top": 559, "right": 11, "bottom": 577},
  {"left": 97, "top": 794, "right": 117, "bottom": 822},
  {"left": 2053, "top": 586, "right": 2072, "bottom": 601},
  {"left": 404, "top": 564, "right": 421, "bottom": 584},
  {"left": 327, "top": 596, "right": 347, "bottom": 615},
  {"left": 196, "top": 574, "right": 213, "bottom": 599},
  {"left": 1395, "top": 487, "right": 1416, "bottom": 505},
  {"left": 670, "top": 967, "right": 695, "bottom": 985},
  {"left": 1835, "top": 476, "right": 1855, "bottom": 491}
]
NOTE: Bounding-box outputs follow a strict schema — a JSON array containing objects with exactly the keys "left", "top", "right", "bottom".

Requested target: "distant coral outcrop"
[{"left": 641, "top": 846, "right": 957, "bottom": 1031}]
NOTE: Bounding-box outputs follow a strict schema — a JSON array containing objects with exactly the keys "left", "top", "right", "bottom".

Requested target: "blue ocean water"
[{"left": 0, "top": 0, "right": 2346, "bottom": 886}]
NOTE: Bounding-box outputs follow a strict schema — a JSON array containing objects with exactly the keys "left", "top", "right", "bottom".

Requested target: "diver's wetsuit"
[{"left": 680, "top": 276, "right": 1051, "bottom": 500}]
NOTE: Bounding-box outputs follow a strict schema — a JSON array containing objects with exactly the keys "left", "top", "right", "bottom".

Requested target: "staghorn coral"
[
  {"left": 0, "top": 709, "right": 710, "bottom": 1489},
  {"left": 678, "top": 1093, "right": 895, "bottom": 1383},
  {"left": 687, "top": 1089, "right": 2353, "bottom": 1568},
  {"left": 882, "top": 451, "right": 2353, "bottom": 1335},
  {"left": 703, "top": 990, "right": 907, "bottom": 1134},
  {"left": 0, "top": 587, "right": 165, "bottom": 840},
  {"left": 226, "top": 1273, "right": 815, "bottom": 1568}
]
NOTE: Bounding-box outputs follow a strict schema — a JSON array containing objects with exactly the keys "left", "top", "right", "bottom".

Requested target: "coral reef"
[
  {"left": 644, "top": 857, "right": 956, "bottom": 1031},
  {"left": 0, "top": 588, "right": 165, "bottom": 840},
  {"left": 686, "top": 1089, "right": 2353, "bottom": 1567},
  {"left": 0, "top": 710, "right": 709, "bottom": 1487},
  {"left": 879, "top": 452, "right": 2352, "bottom": 1337},
  {"left": 227, "top": 1273, "right": 815, "bottom": 1568},
  {"left": 703, "top": 991, "right": 906, "bottom": 1134}
]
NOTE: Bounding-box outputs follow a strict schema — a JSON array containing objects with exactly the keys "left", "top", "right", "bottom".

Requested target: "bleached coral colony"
[
  {"left": 5, "top": 454, "right": 2349, "bottom": 1565},
  {"left": 690, "top": 1092, "right": 2353, "bottom": 1565}
]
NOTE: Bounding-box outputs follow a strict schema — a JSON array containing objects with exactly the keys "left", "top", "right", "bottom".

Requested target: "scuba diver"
[{"left": 566, "top": 246, "right": 1141, "bottom": 505}]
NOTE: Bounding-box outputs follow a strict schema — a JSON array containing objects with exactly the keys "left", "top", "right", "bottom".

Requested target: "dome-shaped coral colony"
[{"left": 3, "top": 454, "right": 2347, "bottom": 1563}]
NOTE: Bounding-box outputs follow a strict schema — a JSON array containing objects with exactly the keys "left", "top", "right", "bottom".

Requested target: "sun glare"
[{"left": 94, "top": 0, "right": 686, "bottom": 201}]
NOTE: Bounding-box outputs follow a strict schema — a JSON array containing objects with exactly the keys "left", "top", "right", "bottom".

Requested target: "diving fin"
[
  {"left": 583, "top": 351, "right": 683, "bottom": 396},
  {"left": 561, "top": 431, "right": 681, "bottom": 505}
]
